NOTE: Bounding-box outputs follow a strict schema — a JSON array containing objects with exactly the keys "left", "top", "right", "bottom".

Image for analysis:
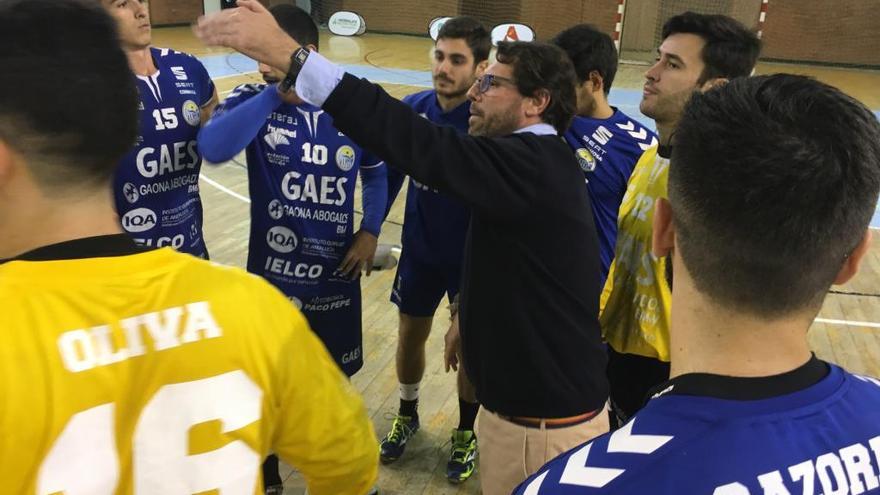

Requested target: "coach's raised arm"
[{"left": 198, "top": 2, "right": 611, "bottom": 494}]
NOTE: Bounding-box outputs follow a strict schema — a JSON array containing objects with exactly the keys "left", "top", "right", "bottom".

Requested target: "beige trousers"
[{"left": 476, "top": 407, "right": 610, "bottom": 495}]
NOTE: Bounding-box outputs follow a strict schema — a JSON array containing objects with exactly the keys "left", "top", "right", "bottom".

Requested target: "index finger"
[
  {"left": 235, "top": 0, "right": 271, "bottom": 14},
  {"left": 193, "top": 10, "right": 237, "bottom": 45}
]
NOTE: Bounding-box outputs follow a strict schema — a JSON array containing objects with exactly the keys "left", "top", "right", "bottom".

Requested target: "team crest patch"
[
  {"left": 336, "top": 145, "right": 356, "bottom": 172},
  {"left": 576, "top": 148, "right": 596, "bottom": 173},
  {"left": 182, "top": 100, "right": 201, "bottom": 126}
]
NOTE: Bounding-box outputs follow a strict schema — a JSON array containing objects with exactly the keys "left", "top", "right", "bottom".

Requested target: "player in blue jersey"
[
  {"left": 552, "top": 24, "right": 660, "bottom": 433},
  {"left": 196, "top": 7, "right": 387, "bottom": 492},
  {"left": 513, "top": 74, "right": 880, "bottom": 495},
  {"left": 551, "top": 24, "right": 656, "bottom": 286},
  {"left": 102, "top": 0, "right": 218, "bottom": 258},
  {"left": 378, "top": 16, "right": 490, "bottom": 484}
]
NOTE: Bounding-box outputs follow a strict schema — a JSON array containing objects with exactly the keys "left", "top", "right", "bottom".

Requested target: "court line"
[
  {"left": 213, "top": 70, "right": 258, "bottom": 80},
  {"left": 200, "top": 173, "right": 251, "bottom": 204},
  {"left": 815, "top": 318, "right": 880, "bottom": 329},
  {"left": 201, "top": 172, "right": 880, "bottom": 330},
  {"left": 200, "top": 53, "right": 880, "bottom": 229}
]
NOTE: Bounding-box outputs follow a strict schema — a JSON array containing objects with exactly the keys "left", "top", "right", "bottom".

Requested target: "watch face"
[{"left": 295, "top": 48, "right": 309, "bottom": 65}]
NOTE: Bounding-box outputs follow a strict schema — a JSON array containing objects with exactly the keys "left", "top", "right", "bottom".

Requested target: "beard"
[
  {"left": 263, "top": 75, "right": 281, "bottom": 84},
  {"left": 437, "top": 85, "right": 470, "bottom": 100},
  {"left": 641, "top": 88, "right": 697, "bottom": 122},
  {"left": 468, "top": 105, "right": 520, "bottom": 138},
  {"left": 434, "top": 75, "right": 471, "bottom": 100}
]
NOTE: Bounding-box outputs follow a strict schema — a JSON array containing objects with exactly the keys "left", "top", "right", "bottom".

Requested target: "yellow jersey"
[
  {"left": 600, "top": 147, "right": 672, "bottom": 361},
  {"left": 0, "top": 238, "right": 378, "bottom": 494}
]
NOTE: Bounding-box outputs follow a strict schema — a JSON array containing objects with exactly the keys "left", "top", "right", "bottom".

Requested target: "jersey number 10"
[
  {"left": 301, "top": 143, "right": 328, "bottom": 166},
  {"left": 37, "top": 371, "right": 262, "bottom": 494}
]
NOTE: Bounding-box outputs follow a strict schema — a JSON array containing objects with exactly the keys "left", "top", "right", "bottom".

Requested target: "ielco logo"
[
  {"left": 266, "top": 226, "right": 297, "bottom": 254},
  {"left": 121, "top": 207, "right": 157, "bottom": 233}
]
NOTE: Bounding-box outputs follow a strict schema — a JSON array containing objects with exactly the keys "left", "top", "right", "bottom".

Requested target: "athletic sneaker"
[
  {"left": 379, "top": 414, "right": 420, "bottom": 463},
  {"left": 446, "top": 428, "right": 477, "bottom": 483},
  {"left": 265, "top": 484, "right": 284, "bottom": 495}
]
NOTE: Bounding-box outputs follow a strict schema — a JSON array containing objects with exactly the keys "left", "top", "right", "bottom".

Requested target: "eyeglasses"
[{"left": 474, "top": 74, "right": 516, "bottom": 95}]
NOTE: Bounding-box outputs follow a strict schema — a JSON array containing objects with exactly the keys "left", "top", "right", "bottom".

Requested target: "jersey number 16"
[{"left": 37, "top": 371, "right": 262, "bottom": 494}]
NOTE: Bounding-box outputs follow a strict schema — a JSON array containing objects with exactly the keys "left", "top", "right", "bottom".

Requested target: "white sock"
[{"left": 400, "top": 382, "right": 420, "bottom": 401}]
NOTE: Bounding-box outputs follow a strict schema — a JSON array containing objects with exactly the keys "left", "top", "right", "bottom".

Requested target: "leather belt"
[{"left": 499, "top": 408, "right": 602, "bottom": 430}]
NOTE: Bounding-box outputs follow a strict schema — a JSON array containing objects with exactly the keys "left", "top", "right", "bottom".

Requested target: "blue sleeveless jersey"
[
  {"left": 211, "top": 83, "right": 385, "bottom": 375},
  {"left": 562, "top": 110, "right": 656, "bottom": 284},
  {"left": 388, "top": 90, "right": 471, "bottom": 265},
  {"left": 515, "top": 363, "right": 880, "bottom": 495},
  {"left": 114, "top": 47, "right": 215, "bottom": 258}
]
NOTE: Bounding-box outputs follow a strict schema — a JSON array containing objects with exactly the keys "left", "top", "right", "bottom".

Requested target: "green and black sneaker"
[
  {"left": 379, "top": 414, "right": 420, "bottom": 463},
  {"left": 446, "top": 428, "right": 477, "bottom": 483}
]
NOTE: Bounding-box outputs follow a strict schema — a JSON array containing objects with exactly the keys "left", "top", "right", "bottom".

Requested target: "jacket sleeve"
[{"left": 322, "top": 74, "right": 542, "bottom": 222}]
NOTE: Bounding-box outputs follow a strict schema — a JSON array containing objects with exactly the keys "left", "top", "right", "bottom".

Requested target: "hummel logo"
[
  {"left": 650, "top": 383, "right": 674, "bottom": 399},
  {"left": 264, "top": 131, "right": 290, "bottom": 151},
  {"left": 617, "top": 120, "right": 657, "bottom": 149},
  {"left": 523, "top": 419, "right": 674, "bottom": 491},
  {"left": 639, "top": 136, "right": 659, "bottom": 151}
]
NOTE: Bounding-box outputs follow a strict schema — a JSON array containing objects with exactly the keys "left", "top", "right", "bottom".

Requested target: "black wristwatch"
[{"left": 278, "top": 47, "right": 310, "bottom": 93}]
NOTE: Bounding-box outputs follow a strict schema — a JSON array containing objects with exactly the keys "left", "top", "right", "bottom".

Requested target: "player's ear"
[
  {"left": 699, "top": 77, "right": 727, "bottom": 93},
  {"left": 305, "top": 43, "right": 318, "bottom": 53},
  {"left": 523, "top": 88, "right": 551, "bottom": 119},
  {"left": 475, "top": 59, "right": 489, "bottom": 76},
  {"left": 834, "top": 229, "right": 872, "bottom": 285},
  {"left": 588, "top": 70, "right": 604, "bottom": 94}
]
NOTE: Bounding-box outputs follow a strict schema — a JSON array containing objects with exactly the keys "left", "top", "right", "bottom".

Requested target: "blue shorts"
[
  {"left": 292, "top": 282, "right": 363, "bottom": 377},
  {"left": 390, "top": 250, "right": 462, "bottom": 317}
]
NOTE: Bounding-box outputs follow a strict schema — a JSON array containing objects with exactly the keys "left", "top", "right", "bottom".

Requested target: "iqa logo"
[
  {"left": 266, "top": 226, "right": 298, "bottom": 253},
  {"left": 121, "top": 208, "right": 157, "bottom": 233}
]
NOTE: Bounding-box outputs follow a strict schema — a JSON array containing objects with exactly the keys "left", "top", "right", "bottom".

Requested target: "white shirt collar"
[{"left": 514, "top": 123, "right": 557, "bottom": 136}]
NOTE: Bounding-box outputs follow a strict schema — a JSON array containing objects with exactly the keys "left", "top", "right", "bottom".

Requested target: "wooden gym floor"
[{"left": 154, "top": 27, "right": 880, "bottom": 494}]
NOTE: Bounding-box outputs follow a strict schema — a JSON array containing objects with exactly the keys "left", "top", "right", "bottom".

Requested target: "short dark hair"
[
  {"left": 0, "top": 0, "right": 138, "bottom": 190},
  {"left": 496, "top": 41, "right": 577, "bottom": 135},
  {"left": 271, "top": 4, "right": 319, "bottom": 51},
  {"left": 662, "top": 11, "right": 761, "bottom": 83},
  {"left": 669, "top": 74, "right": 880, "bottom": 317},
  {"left": 438, "top": 16, "right": 491, "bottom": 63},
  {"left": 551, "top": 24, "right": 618, "bottom": 95}
]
